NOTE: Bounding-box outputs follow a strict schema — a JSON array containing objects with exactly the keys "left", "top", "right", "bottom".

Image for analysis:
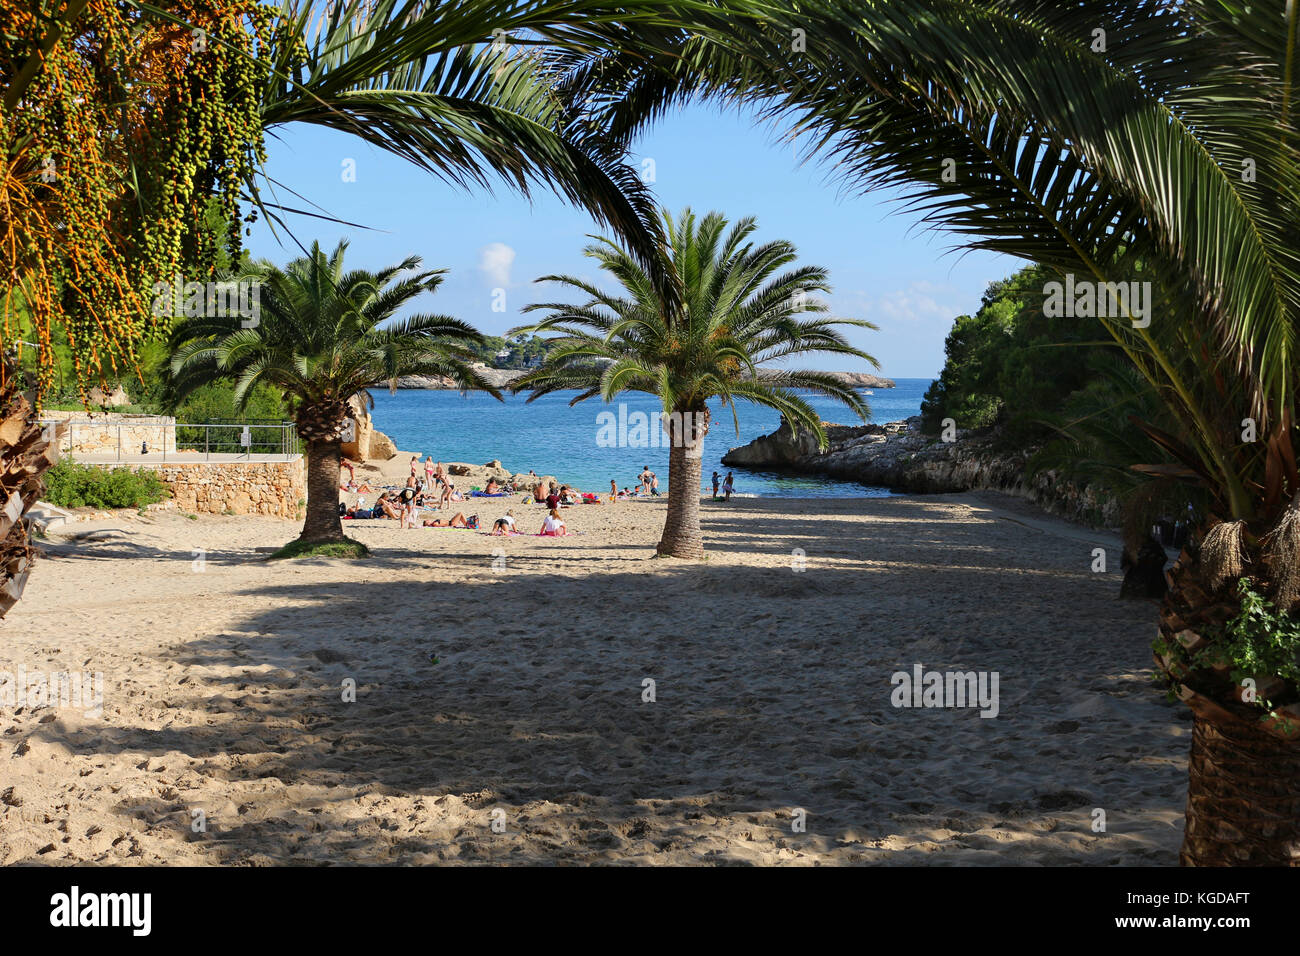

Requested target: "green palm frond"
[{"left": 166, "top": 240, "right": 499, "bottom": 415}]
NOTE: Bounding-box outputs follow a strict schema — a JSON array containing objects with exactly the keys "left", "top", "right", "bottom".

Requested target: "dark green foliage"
[
  {"left": 920, "top": 265, "right": 1113, "bottom": 445},
  {"left": 43, "top": 459, "right": 169, "bottom": 510},
  {"left": 1208, "top": 581, "right": 1300, "bottom": 697}
]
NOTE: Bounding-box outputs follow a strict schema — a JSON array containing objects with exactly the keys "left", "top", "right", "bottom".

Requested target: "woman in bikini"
[{"left": 424, "top": 512, "right": 474, "bottom": 528}]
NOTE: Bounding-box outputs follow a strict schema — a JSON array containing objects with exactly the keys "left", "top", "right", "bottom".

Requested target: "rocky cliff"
[{"left": 722, "top": 417, "right": 1120, "bottom": 528}]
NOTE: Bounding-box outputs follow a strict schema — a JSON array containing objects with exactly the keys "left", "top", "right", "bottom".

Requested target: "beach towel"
[{"left": 470, "top": 490, "right": 510, "bottom": 498}]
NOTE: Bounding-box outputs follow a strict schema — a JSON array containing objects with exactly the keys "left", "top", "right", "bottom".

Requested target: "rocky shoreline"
[
  {"left": 396, "top": 367, "right": 896, "bottom": 390},
  {"left": 722, "top": 416, "right": 1120, "bottom": 529}
]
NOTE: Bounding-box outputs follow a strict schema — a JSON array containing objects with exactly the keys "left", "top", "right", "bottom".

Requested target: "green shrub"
[
  {"left": 1201, "top": 581, "right": 1300, "bottom": 699},
  {"left": 43, "top": 459, "right": 170, "bottom": 510}
]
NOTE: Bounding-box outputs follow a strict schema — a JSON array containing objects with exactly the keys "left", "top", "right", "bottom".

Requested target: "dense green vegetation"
[
  {"left": 43, "top": 459, "right": 170, "bottom": 510},
  {"left": 919, "top": 266, "right": 1111, "bottom": 444}
]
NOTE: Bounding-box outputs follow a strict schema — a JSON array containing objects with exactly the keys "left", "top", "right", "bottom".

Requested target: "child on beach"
[
  {"left": 491, "top": 510, "right": 517, "bottom": 535},
  {"left": 711, "top": 471, "right": 720, "bottom": 498},
  {"left": 540, "top": 507, "right": 566, "bottom": 536},
  {"left": 723, "top": 472, "right": 735, "bottom": 501}
]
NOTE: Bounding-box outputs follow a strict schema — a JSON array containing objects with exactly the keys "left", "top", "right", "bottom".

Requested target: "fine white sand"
[{"left": 0, "top": 490, "right": 1188, "bottom": 865}]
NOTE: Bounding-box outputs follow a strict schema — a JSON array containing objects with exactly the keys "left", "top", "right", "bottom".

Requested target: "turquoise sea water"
[{"left": 368, "top": 377, "right": 931, "bottom": 499}]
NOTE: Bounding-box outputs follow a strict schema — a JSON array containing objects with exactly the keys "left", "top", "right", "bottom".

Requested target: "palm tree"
[
  {"left": 1, "top": 0, "right": 719, "bottom": 613},
  {"left": 579, "top": 0, "right": 1300, "bottom": 864},
  {"left": 166, "top": 240, "right": 500, "bottom": 544},
  {"left": 510, "top": 207, "right": 878, "bottom": 558}
]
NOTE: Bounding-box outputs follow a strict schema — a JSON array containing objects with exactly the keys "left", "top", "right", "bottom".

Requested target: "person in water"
[{"left": 540, "top": 507, "right": 566, "bottom": 536}]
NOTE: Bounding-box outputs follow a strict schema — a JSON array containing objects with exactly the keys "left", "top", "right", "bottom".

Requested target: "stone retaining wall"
[
  {"left": 42, "top": 411, "right": 178, "bottom": 456},
  {"left": 91, "top": 459, "right": 306, "bottom": 519}
]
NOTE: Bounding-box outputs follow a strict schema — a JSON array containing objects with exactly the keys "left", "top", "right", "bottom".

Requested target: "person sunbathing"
[
  {"left": 484, "top": 478, "right": 501, "bottom": 494},
  {"left": 539, "top": 507, "right": 566, "bottom": 536},
  {"left": 376, "top": 494, "right": 403, "bottom": 520},
  {"left": 491, "top": 510, "right": 517, "bottom": 535},
  {"left": 424, "top": 512, "right": 472, "bottom": 528}
]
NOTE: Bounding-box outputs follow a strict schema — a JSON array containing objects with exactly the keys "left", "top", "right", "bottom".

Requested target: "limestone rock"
[
  {"left": 368, "top": 430, "right": 397, "bottom": 460},
  {"left": 722, "top": 415, "right": 1121, "bottom": 528},
  {"left": 340, "top": 395, "right": 374, "bottom": 461}
]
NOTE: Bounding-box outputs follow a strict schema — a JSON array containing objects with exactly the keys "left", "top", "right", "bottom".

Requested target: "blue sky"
[{"left": 247, "top": 102, "right": 1017, "bottom": 379}]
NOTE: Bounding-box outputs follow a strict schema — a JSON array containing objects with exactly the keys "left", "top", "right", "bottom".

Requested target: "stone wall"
[
  {"left": 92, "top": 459, "right": 306, "bottom": 519},
  {"left": 42, "top": 411, "right": 177, "bottom": 456}
]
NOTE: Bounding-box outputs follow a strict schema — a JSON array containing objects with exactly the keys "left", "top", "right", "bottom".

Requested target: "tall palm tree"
[
  {"left": 510, "top": 207, "right": 878, "bottom": 558},
  {"left": 576, "top": 0, "right": 1300, "bottom": 864},
  {"left": 166, "top": 239, "right": 500, "bottom": 544},
  {"left": 1, "top": 0, "right": 718, "bottom": 613}
]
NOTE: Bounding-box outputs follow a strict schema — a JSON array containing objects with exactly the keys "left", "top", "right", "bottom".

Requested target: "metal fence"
[{"left": 41, "top": 419, "right": 301, "bottom": 462}]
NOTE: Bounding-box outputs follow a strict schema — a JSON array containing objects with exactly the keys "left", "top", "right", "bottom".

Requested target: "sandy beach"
[{"left": 0, "top": 489, "right": 1188, "bottom": 865}]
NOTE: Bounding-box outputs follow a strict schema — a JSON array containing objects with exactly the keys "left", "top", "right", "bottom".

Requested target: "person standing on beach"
[
  {"left": 711, "top": 472, "right": 720, "bottom": 498},
  {"left": 723, "top": 472, "right": 734, "bottom": 501},
  {"left": 424, "top": 456, "right": 435, "bottom": 486},
  {"left": 609, "top": 479, "right": 618, "bottom": 501},
  {"left": 399, "top": 478, "right": 419, "bottom": 527},
  {"left": 410, "top": 455, "right": 420, "bottom": 478}
]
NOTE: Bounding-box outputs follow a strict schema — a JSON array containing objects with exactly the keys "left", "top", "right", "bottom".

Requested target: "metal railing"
[{"left": 40, "top": 419, "right": 301, "bottom": 462}]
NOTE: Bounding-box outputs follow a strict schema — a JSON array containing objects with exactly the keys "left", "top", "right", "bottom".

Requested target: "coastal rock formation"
[
  {"left": 396, "top": 367, "right": 896, "bottom": 390},
  {"left": 340, "top": 395, "right": 374, "bottom": 461},
  {"left": 722, "top": 417, "right": 1120, "bottom": 528},
  {"left": 368, "top": 430, "right": 397, "bottom": 460}
]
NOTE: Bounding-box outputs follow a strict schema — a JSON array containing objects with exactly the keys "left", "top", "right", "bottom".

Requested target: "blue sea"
[{"left": 369, "top": 377, "right": 931, "bottom": 499}]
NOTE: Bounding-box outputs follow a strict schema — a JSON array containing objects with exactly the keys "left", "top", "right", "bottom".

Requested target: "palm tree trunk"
[
  {"left": 1159, "top": 549, "right": 1300, "bottom": 865},
  {"left": 300, "top": 438, "right": 345, "bottom": 543},
  {"left": 656, "top": 409, "right": 708, "bottom": 559},
  {"left": 0, "top": 357, "right": 61, "bottom": 617},
  {"left": 1181, "top": 706, "right": 1300, "bottom": 865}
]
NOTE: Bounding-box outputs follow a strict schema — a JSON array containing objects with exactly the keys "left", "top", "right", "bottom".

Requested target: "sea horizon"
[{"left": 367, "top": 377, "right": 933, "bottom": 498}]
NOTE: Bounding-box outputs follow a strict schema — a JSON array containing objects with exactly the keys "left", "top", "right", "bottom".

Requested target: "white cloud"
[
  {"left": 870, "top": 283, "right": 955, "bottom": 323},
  {"left": 478, "top": 242, "right": 516, "bottom": 287}
]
